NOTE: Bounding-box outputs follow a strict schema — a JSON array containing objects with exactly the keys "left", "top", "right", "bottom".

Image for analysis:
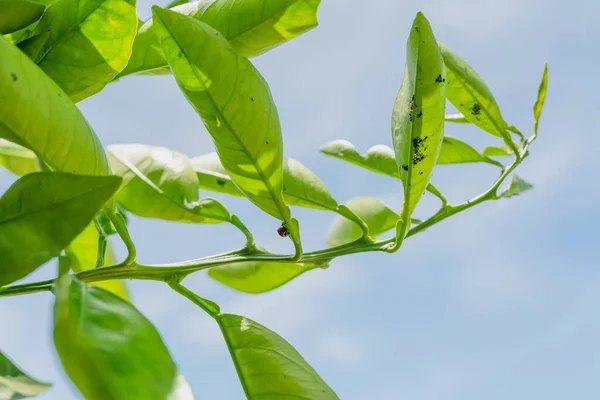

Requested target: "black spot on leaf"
[
  {"left": 216, "top": 179, "right": 226, "bottom": 186},
  {"left": 10, "top": 73, "right": 17, "bottom": 82}
]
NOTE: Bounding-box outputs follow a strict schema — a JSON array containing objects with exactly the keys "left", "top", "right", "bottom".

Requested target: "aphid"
[{"left": 277, "top": 225, "right": 289, "bottom": 237}]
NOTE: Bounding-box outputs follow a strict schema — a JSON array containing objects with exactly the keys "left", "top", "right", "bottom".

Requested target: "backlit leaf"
[
  {"left": 217, "top": 313, "right": 339, "bottom": 399},
  {"left": 501, "top": 175, "right": 533, "bottom": 198},
  {"left": 0, "top": 0, "right": 45, "bottom": 35},
  {"left": 108, "top": 144, "right": 231, "bottom": 224},
  {"left": 53, "top": 276, "right": 190, "bottom": 400},
  {"left": 482, "top": 145, "right": 513, "bottom": 157},
  {"left": 444, "top": 113, "right": 468, "bottom": 123},
  {"left": 391, "top": 13, "right": 446, "bottom": 222},
  {"left": 152, "top": 8, "right": 292, "bottom": 224},
  {"left": 533, "top": 62, "right": 548, "bottom": 136},
  {"left": 327, "top": 197, "right": 399, "bottom": 246},
  {"left": 0, "top": 139, "right": 38, "bottom": 176},
  {"left": 119, "top": 0, "right": 320, "bottom": 77},
  {"left": 191, "top": 153, "right": 338, "bottom": 211},
  {"left": 437, "top": 136, "right": 501, "bottom": 166},
  {"left": 0, "top": 172, "right": 121, "bottom": 286},
  {"left": 23, "top": 0, "right": 138, "bottom": 101},
  {"left": 0, "top": 350, "right": 51, "bottom": 399}
]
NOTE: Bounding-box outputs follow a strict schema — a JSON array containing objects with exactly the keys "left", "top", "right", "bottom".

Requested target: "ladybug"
[{"left": 277, "top": 225, "right": 289, "bottom": 237}]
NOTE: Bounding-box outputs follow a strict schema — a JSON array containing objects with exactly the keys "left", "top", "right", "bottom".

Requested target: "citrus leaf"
[
  {"left": 217, "top": 313, "right": 339, "bottom": 399},
  {"left": 152, "top": 8, "right": 292, "bottom": 225},
  {"left": 533, "top": 62, "right": 548, "bottom": 137},
  {"left": 444, "top": 113, "right": 468, "bottom": 123},
  {"left": 108, "top": 144, "right": 231, "bottom": 224},
  {"left": 482, "top": 145, "right": 513, "bottom": 157},
  {"left": 0, "top": 140, "right": 38, "bottom": 176},
  {"left": 438, "top": 136, "right": 502, "bottom": 166},
  {"left": 0, "top": 350, "right": 51, "bottom": 399},
  {"left": 209, "top": 251, "right": 319, "bottom": 293},
  {"left": 391, "top": 12, "right": 446, "bottom": 221},
  {"left": 0, "top": 0, "right": 45, "bottom": 35},
  {"left": 53, "top": 276, "right": 191, "bottom": 400},
  {"left": 26, "top": 0, "right": 138, "bottom": 102},
  {"left": 119, "top": 0, "right": 321, "bottom": 77},
  {"left": 191, "top": 153, "right": 338, "bottom": 211},
  {"left": 501, "top": 175, "right": 533, "bottom": 198},
  {"left": 440, "top": 43, "right": 511, "bottom": 144},
  {"left": 327, "top": 197, "right": 399, "bottom": 246},
  {"left": 0, "top": 172, "right": 121, "bottom": 286}
]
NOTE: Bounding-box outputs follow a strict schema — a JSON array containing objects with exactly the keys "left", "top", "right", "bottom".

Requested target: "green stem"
[
  {"left": 0, "top": 141, "right": 529, "bottom": 300},
  {"left": 169, "top": 282, "right": 220, "bottom": 318},
  {"left": 336, "top": 205, "right": 371, "bottom": 240},
  {"left": 93, "top": 219, "right": 108, "bottom": 268},
  {"left": 229, "top": 214, "right": 253, "bottom": 248},
  {"left": 110, "top": 211, "right": 136, "bottom": 265}
]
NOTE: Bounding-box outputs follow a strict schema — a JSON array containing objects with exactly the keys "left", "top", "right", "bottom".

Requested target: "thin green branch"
[{"left": 110, "top": 211, "right": 136, "bottom": 264}]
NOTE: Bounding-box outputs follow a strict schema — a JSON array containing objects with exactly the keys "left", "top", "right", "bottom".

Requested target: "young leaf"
[
  {"left": 0, "top": 173, "right": 121, "bottom": 286},
  {"left": 501, "top": 175, "right": 533, "bottom": 198},
  {"left": 209, "top": 254, "right": 319, "bottom": 293},
  {"left": 108, "top": 144, "right": 231, "bottom": 224},
  {"left": 64, "top": 223, "right": 130, "bottom": 301},
  {"left": 482, "top": 145, "right": 513, "bottom": 157},
  {"left": 53, "top": 276, "right": 191, "bottom": 400},
  {"left": 320, "top": 140, "right": 399, "bottom": 178},
  {"left": 21, "top": 0, "right": 138, "bottom": 102},
  {"left": 438, "top": 136, "right": 502, "bottom": 166},
  {"left": 119, "top": 0, "right": 321, "bottom": 77},
  {"left": 192, "top": 153, "right": 338, "bottom": 211},
  {"left": 391, "top": 13, "right": 446, "bottom": 221},
  {"left": 0, "top": 0, "right": 45, "bottom": 35},
  {"left": 0, "top": 350, "right": 51, "bottom": 399},
  {"left": 440, "top": 44, "right": 513, "bottom": 145},
  {"left": 533, "top": 62, "right": 548, "bottom": 137},
  {"left": 327, "top": 197, "right": 399, "bottom": 246},
  {"left": 0, "top": 139, "right": 38, "bottom": 176},
  {"left": 217, "top": 314, "right": 339, "bottom": 399},
  {"left": 0, "top": 36, "right": 113, "bottom": 207},
  {"left": 152, "top": 8, "right": 292, "bottom": 224}
]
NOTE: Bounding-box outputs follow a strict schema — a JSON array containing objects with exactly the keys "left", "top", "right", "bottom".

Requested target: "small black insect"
[{"left": 277, "top": 225, "right": 289, "bottom": 237}]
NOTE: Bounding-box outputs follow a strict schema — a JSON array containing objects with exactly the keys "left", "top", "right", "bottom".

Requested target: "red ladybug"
[{"left": 277, "top": 225, "right": 289, "bottom": 237}]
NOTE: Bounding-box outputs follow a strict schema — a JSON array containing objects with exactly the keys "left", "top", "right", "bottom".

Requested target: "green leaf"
[
  {"left": 320, "top": 140, "right": 399, "bottom": 178},
  {"left": 0, "top": 36, "right": 113, "bottom": 209},
  {"left": 501, "top": 175, "right": 533, "bottom": 198},
  {"left": 108, "top": 144, "right": 231, "bottom": 224},
  {"left": 64, "top": 223, "right": 130, "bottom": 301},
  {"left": 391, "top": 13, "right": 446, "bottom": 221},
  {"left": 209, "top": 251, "right": 319, "bottom": 293},
  {"left": 533, "top": 62, "right": 548, "bottom": 136},
  {"left": 0, "top": 0, "right": 45, "bottom": 35},
  {"left": 23, "top": 0, "right": 138, "bottom": 102},
  {"left": 440, "top": 43, "right": 511, "bottom": 143},
  {"left": 0, "top": 350, "right": 51, "bottom": 399},
  {"left": 438, "top": 136, "right": 501, "bottom": 166},
  {"left": 217, "top": 313, "right": 339, "bottom": 399},
  {"left": 0, "top": 172, "right": 121, "bottom": 286},
  {"left": 482, "top": 145, "right": 513, "bottom": 157},
  {"left": 152, "top": 8, "right": 292, "bottom": 225},
  {"left": 444, "top": 113, "right": 469, "bottom": 123},
  {"left": 53, "top": 276, "right": 190, "bottom": 400},
  {"left": 327, "top": 197, "right": 399, "bottom": 246},
  {"left": 119, "top": 0, "right": 320, "bottom": 77},
  {"left": 0, "top": 140, "right": 38, "bottom": 176},
  {"left": 16, "top": 30, "right": 51, "bottom": 62},
  {"left": 192, "top": 153, "right": 338, "bottom": 211}
]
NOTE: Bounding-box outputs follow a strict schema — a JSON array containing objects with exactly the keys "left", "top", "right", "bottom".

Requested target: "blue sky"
[{"left": 1, "top": 0, "right": 599, "bottom": 399}]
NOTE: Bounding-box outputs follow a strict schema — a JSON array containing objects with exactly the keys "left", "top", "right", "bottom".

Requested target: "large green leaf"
[
  {"left": 18, "top": 0, "right": 138, "bottom": 102},
  {"left": 501, "top": 175, "right": 533, "bottom": 198},
  {"left": 0, "top": 140, "right": 38, "bottom": 176},
  {"left": 533, "top": 62, "right": 548, "bottom": 137},
  {"left": 440, "top": 44, "right": 511, "bottom": 143},
  {"left": 0, "top": 36, "right": 110, "bottom": 176},
  {"left": 152, "top": 8, "right": 292, "bottom": 225},
  {"left": 119, "top": 0, "right": 320, "bottom": 77},
  {"left": 64, "top": 223, "right": 130, "bottom": 301},
  {"left": 108, "top": 144, "right": 231, "bottom": 224},
  {"left": 0, "top": 350, "right": 51, "bottom": 399},
  {"left": 209, "top": 250, "right": 319, "bottom": 293},
  {"left": 217, "top": 313, "right": 339, "bottom": 399},
  {"left": 391, "top": 13, "right": 446, "bottom": 222},
  {"left": 53, "top": 276, "right": 191, "bottom": 400},
  {"left": 0, "top": 172, "right": 121, "bottom": 286},
  {"left": 191, "top": 152, "right": 338, "bottom": 211},
  {"left": 0, "top": 0, "right": 45, "bottom": 35},
  {"left": 327, "top": 197, "right": 399, "bottom": 247}
]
